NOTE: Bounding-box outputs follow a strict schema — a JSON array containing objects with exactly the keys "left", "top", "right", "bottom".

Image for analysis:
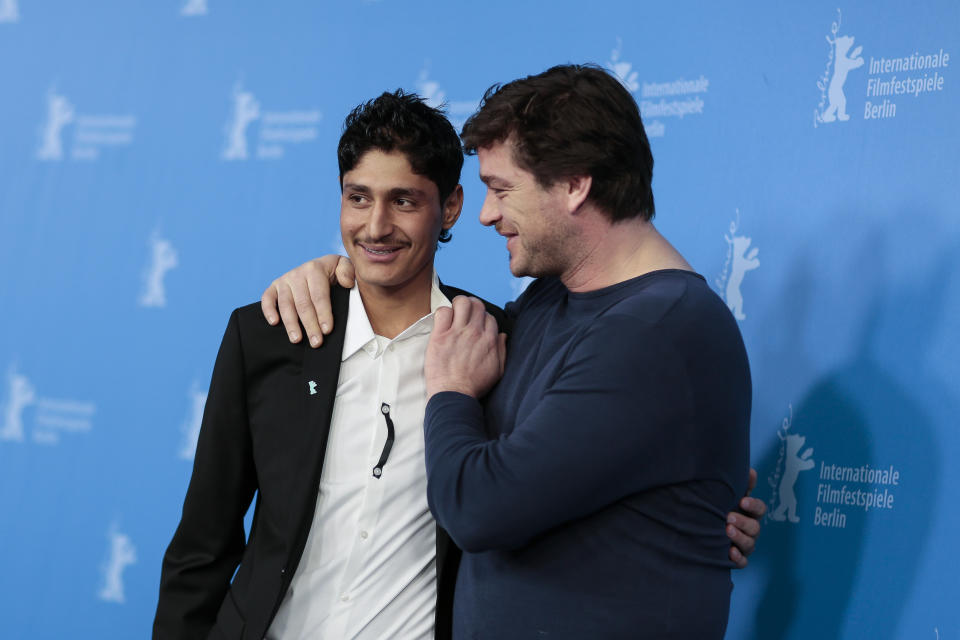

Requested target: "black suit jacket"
[{"left": 154, "top": 284, "right": 508, "bottom": 640}]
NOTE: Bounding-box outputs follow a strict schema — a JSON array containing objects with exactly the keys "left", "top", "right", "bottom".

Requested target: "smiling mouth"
[{"left": 358, "top": 242, "right": 404, "bottom": 256}]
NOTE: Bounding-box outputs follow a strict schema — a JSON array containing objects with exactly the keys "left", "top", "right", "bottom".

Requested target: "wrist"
[{"left": 426, "top": 379, "right": 477, "bottom": 399}]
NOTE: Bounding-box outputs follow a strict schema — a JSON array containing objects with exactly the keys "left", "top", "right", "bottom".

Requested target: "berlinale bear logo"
[
  {"left": 716, "top": 210, "right": 759, "bottom": 322},
  {"left": 768, "top": 406, "right": 816, "bottom": 524},
  {"left": 0, "top": 369, "right": 36, "bottom": 442},
  {"left": 222, "top": 84, "right": 260, "bottom": 161},
  {"left": 139, "top": 232, "right": 179, "bottom": 308},
  {"left": 815, "top": 9, "right": 864, "bottom": 126},
  {"left": 36, "top": 90, "right": 75, "bottom": 161},
  {"left": 98, "top": 526, "right": 137, "bottom": 604}
]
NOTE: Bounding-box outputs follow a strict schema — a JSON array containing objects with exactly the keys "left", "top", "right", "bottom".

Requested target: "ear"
[
  {"left": 564, "top": 174, "right": 592, "bottom": 214},
  {"left": 441, "top": 184, "right": 464, "bottom": 231}
]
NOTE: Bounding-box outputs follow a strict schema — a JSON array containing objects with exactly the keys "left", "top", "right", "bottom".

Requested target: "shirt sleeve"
[{"left": 423, "top": 313, "right": 696, "bottom": 553}]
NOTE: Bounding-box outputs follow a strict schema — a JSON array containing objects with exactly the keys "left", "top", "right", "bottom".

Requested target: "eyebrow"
[
  {"left": 479, "top": 174, "right": 510, "bottom": 188},
  {"left": 387, "top": 187, "right": 428, "bottom": 199},
  {"left": 342, "top": 183, "right": 429, "bottom": 199}
]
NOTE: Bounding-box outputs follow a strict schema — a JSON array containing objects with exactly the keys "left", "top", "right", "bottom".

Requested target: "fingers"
[
  {"left": 739, "top": 495, "right": 767, "bottom": 520},
  {"left": 292, "top": 277, "right": 322, "bottom": 346},
  {"left": 271, "top": 256, "right": 347, "bottom": 347},
  {"left": 433, "top": 306, "right": 454, "bottom": 333},
  {"left": 727, "top": 512, "right": 757, "bottom": 564},
  {"left": 483, "top": 312, "right": 498, "bottom": 339},
  {"left": 729, "top": 545, "right": 748, "bottom": 569},
  {"left": 746, "top": 468, "right": 758, "bottom": 495},
  {"left": 303, "top": 261, "right": 334, "bottom": 347},
  {"left": 450, "top": 296, "right": 477, "bottom": 329},
  {"left": 275, "top": 279, "right": 304, "bottom": 343},
  {"left": 433, "top": 300, "right": 496, "bottom": 348},
  {"left": 261, "top": 282, "right": 280, "bottom": 326},
  {"left": 333, "top": 255, "right": 356, "bottom": 289},
  {"left": 728, "top": 510, "right": 760, "bottom": 539}
]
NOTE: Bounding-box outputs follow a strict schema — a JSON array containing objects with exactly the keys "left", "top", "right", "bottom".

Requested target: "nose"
[
  {"left": 367, "top": 200, "right": 393, "bottom": 239},
  {"left": 478, "top": 189, "right": 500, "bottom": 227}
]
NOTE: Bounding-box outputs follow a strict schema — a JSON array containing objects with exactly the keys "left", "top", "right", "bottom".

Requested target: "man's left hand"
[
  {"left": 727, "top": 468, "right": 765, "bottom": 568},
  {"left": 426, "top": 296, "right": 506, "bottom": 400}
]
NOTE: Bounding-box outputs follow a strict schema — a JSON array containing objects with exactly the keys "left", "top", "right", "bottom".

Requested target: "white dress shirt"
[{"left": 267, "top": 274, "right": 451, "bottom": 640}]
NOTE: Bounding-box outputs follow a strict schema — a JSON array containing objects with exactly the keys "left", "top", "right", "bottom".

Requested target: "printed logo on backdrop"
[
  {"left": 180, "top": 0, "right": 208, "bottom": 16},
  {"left": 36, "top": 87, "right": 136, "bottom": 161},
  {"left": 814, "top": 9, "right": 864, "bottom": 126},
  {"left": 1, "top": 364, "right": 95, "bottom": 445},
  {"left": 715, "top": 209, "right": 759, "bottom": 322},
  {"left": 221, "top": 82, "right": 322, "bottom": 160},
  {"left": 814, "top": 8, "right": 951, "bottom": 126},
  {"left": 0, "top": 0, "right": 19, "bottom": 23},
  {"left": 606, "top": 38, "right": 708, "bottom": 139},
  {"left": 139, "top": 231, "right": 179, "bottom": 308},
  {"left": 766, "top": 404, "right": 902, "bottom": 530},
  {"left": 98, "top": 523, "right": 136, "bottom": 604},
  {"left": 416, "top": 67, "right": 478, "bottom": 131},
  {"left": 767, "top": 406, "right": 815, "bottom": 523},
  {"left": 178, "top": 382, "right": 207, "bottom": 460}
]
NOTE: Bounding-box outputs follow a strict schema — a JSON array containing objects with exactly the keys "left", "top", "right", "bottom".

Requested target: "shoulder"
[
  {"left": 587, "top": 270, "right": 746, "bottom": 370},
  {"left": 225, "top": 285, "right": 351, "bottom": 360},
  {"left": 600, "top": 270, "right": 730, "bottom": 328}
]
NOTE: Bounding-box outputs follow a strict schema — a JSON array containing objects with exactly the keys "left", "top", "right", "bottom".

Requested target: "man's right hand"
[{"left": 260, "top": 255, "right": 355, "bottom": 347}]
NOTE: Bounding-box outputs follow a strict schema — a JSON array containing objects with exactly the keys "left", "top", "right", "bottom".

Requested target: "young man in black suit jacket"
[
  {"left": 156, "top": 90, "right": 761, "bottom": 640},
  {"left": 154, "top": 91, "right": 510, "bottom": 640}
]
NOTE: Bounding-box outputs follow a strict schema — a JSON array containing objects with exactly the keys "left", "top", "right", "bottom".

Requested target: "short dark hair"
[
  {"left": 461, "top": 64, "right": 655, "bottom": 222},
  {"left": 338, "top": 90, "right": 463, "bottom": 243}
]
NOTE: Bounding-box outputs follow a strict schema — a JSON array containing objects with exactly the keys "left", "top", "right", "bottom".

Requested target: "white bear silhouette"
[
  {"left": 37, "top": 93, "right": 75, "bottom": 160},
  {"left": 1, "top": 372, "right": 36, "bottom": 441},
  {"left": 140, "top": 236, "right": 178, "bottom": 308},
  {"left": 770, "top": 434, "right": 815, "bottom": 523},
  {"left": 98, "top": 530, "right": 137, "bottom": 603},
  {"left": 820, "top": 35, "right": 863, "bottom": 123},
  {"left": 725, "top": 234, "right": 759, "bottom": 321},
  {"left": 222, "top": 87, "right": 260, "bottom": 160}
]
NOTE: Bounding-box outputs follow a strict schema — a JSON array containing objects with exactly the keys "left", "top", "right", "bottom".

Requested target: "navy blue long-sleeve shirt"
[{"left": 424, "top": 270, "right": 751, "bottom": 639}]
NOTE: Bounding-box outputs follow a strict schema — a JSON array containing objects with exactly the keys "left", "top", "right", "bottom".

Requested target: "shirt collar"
[{"left": 341, "top": 271, "right": 451, "bottom": 361}]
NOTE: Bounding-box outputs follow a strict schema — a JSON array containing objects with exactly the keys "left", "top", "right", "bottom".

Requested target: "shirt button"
[
  {"left": 340, "top": 594, "right": 350, "bottom": 602},
  {"left": 360, "top": 530, "right": 368, "bottom": 540}
]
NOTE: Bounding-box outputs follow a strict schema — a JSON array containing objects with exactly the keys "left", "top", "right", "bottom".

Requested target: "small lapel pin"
[{"left": 308, "top": 381, "right": 317, "bottom": 395}]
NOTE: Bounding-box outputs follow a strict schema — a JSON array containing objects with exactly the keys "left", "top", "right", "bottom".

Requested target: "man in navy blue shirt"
[
  {"left": 417, "top": 65, "right": 751, "bottom": 638},
  {"left": 263, "top": 67, "right": 761, "bottom": 638}
]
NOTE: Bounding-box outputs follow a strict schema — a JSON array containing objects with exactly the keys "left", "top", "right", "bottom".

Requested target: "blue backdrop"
[{"left": 1, "top": 1, "right": 957, "bottom": 638}]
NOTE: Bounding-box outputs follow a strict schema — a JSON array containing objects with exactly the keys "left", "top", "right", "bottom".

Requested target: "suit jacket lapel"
[{"left": 285, "top": 286, "right": 351, "bottom": 565}]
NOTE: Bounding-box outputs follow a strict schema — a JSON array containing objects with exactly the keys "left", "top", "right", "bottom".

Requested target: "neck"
[
  {"left": 356, "top": 268, "right": 434, "bottom": 339},
  {"left": 560, "top": 214, "right": 692, "bottom": 293}
]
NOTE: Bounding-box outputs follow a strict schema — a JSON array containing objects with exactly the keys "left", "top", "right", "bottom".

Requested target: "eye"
[
  {"left": 347, "top": 193, "right": 368, "bottom": 205},
  {"left": 395, "top": 197, "right": 416, "bottom": 208}
]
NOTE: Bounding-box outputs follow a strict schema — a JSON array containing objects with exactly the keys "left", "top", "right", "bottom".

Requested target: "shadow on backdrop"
[{"left": 748, "top": 226, "right": 946, "bottom": 639}]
